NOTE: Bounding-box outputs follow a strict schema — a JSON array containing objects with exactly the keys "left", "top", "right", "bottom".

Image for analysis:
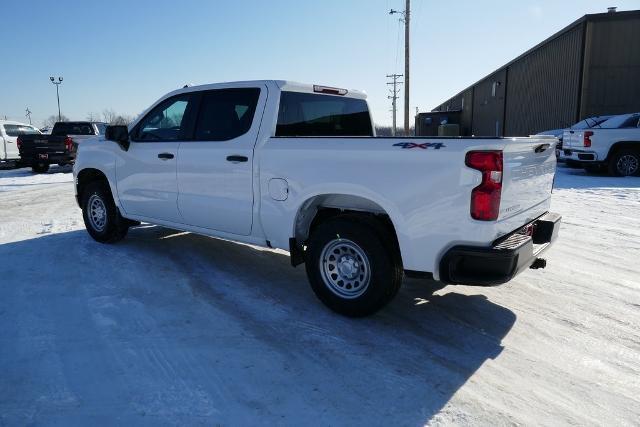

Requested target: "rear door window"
[
  {"left": 276, "top": 92, "right": 373, "bottom": 137},
  {"left": 193, "top": 88, "right": 260, "bottom": 141}
]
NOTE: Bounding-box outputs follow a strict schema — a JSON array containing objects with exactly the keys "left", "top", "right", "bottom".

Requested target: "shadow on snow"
[{"left": 0, "top": 226, "right": 516, "bottom": 425}]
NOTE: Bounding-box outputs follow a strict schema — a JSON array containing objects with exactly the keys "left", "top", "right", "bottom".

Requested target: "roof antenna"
[{"left": 607, "top": 6, "right": 617, "bottom": 13}]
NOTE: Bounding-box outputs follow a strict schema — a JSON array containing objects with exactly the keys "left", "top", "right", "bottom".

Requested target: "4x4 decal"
[{"left": 393, "top": 142, "right": 446, "bottom": 150}]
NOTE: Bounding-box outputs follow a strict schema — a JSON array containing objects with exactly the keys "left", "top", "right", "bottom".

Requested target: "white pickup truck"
[
  {"left": 73, "top": 80, "right": 561, "bottom": 316},
  {"left": 562, "top": 112, "right": 640, "bottom": 176},
  {"left": 0, "top": 120, "right": 42, "bottom": 162}
]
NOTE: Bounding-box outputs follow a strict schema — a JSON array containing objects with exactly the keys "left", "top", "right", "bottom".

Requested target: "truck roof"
[
  {"left": 0, "top": 120, "right": 36, "bottom": 126},
  {"left": 175, "top": 80, "right": 368, "bottom": 100}
]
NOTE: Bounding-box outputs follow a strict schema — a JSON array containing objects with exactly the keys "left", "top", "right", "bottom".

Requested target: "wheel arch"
[
  {"left": 291, "top": 193, "right": 403, "bottom": 266},
  {"left": 76, "top": 168, "right": 116, "bottom": 207},
  {"left": 607, "top": 141, "right": 640, "bottom": 160}
]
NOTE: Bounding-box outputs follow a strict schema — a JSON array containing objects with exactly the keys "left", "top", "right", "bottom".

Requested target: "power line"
[{"left": 387, "top": 74, "right": 403, "bottom": 136}]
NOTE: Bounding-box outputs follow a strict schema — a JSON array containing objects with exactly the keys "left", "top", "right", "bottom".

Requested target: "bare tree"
[
  {"left": 42, "top": 114, "right": 69, "bottom": 128},
  {"left": 102, "top": 108, "right": 117, "bottom": 124},
  {"left": 86, "top": 112, "right": 101, "bottom": 122},
  {"left": 111, "top": 115, "right": 134, "bottom": 125},
  {"left": 375, "top": 125, "right": 393, "bottom": 136}
]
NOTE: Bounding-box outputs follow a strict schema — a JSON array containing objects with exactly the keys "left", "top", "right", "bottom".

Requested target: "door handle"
[
  {"left": 158, "top": 152, "right": 174, "bottom": 160},
  {"left": 226, "top": 155, "right": 248, "bottom": 163}
]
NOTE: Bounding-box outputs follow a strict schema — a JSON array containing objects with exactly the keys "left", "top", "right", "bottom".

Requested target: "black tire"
[
  {"left": 81, "top": 181, "right": 129, "bottom": 243},
  {"left": 608, "top": 149, "right": 640, "bottom": 177},
  {"left": 32, "top": 163, "right": 49, "bottom": 173},
  {"left": 305, "top": 215, "right": 403, "bottom": 317}
]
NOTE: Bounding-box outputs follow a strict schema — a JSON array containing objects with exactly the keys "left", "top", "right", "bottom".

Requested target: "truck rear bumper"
[
  {"left": 439, "top": 212, "right": 561, "bottom": 286},
  {"left": 20, "top": 153, "right": 75, "bottom": 166},
  {"left": 563, "top": 149, "right": 599, "bottom": 162}
]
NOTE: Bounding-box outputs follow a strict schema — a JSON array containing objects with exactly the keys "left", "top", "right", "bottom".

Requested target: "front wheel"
[
  {"left": 305, "top": 216, "right": 403, "bottom": 317},
  {"left": 608, "top": 149, "right": 640, "bottom": 177},
  {"left": 81, "top": 181, "right": 129, "bottom": 243}
]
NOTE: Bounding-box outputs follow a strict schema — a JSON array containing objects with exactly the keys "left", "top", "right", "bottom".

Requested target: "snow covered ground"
[{"left": 0, "top": 164, "right": 638, "bottom": 426}]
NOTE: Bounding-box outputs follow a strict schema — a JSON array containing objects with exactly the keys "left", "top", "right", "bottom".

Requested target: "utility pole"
[
  {"left": 49, "top": 76, "right": 63, "bottom": 122},
  {"left": 386, "top": 74, "right": 403, "bottom": 136},
  {"left": 390, "top": 0, "right": 410, "bottom": 135},
  {"left": 25, "top": 108, "right": 32, "bottom": 125}
]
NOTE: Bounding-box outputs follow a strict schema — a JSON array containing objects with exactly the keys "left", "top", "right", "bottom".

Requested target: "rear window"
[
  {"left": 572, "top": 116, "right": 611, "bottom": 129},
  {"left": 3, "top": 124, "right": 41, "bottom": 137},
  {"left": 276, "top": 92, "right": 373, "bottom": 137},
  {"left": 52, "top": 122, "right": 96, "bottom": 136}
]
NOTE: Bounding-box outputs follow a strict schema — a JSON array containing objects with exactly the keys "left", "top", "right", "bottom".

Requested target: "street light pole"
[{"left": 49, "top": 76, "right": 63, "bottom": 122}]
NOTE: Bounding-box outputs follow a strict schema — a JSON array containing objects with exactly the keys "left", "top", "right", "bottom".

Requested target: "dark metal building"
[{"left": 423, "top": 9, "right": 640, "bottom": 137}]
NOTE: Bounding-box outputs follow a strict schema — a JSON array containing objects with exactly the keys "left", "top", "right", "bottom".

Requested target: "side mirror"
[{"left": 105, "top": 125, "right": 130, "bottom": 150}]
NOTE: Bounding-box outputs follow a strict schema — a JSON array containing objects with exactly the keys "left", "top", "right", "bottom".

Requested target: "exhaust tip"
[{"left": 530, "top": 258, "right": 547, "bottom": 270}]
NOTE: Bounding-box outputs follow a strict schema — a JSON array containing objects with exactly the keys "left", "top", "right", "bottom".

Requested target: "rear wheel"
[
  {"left": 32, "top": 163, "right": 49, "bottom": 173},
  {"left": 608, "top": 149, "right": 640, "bottom": 177},
  {"left": 305, "top": 216, "right": 403, "bottom": 317},
  {"left": 81, "top": 181, "right": 129, "bottom": 243}
]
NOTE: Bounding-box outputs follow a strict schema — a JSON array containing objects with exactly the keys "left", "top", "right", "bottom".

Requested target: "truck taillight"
[
  {"left": 465, "top": 150, "right": 503, "bottom": 221},
  {"left": 16, "top": 136, "right": 22, "bottom": 149},
  {"left": 583, "top": 131, "right": 593, "bottom": 147},
  {"left": 65, "top": 136, "right": 73, "bottom": 152}
]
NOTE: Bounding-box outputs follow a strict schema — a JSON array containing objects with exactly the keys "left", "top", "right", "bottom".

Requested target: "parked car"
[
  {"left": 73, "top": 80, "right": 561, "bottom": 316},
  {"left": 17, "top": 121, "right": 106, "bottom": 173},
  {"left": 537, "top": 115, "right": 612, "bottom": 160},
  {"left": 0, "top": 120, "right": 41, "bottom": 162},
  {"left": 562, "top": 112, "right": 640, "bottom": 176}
]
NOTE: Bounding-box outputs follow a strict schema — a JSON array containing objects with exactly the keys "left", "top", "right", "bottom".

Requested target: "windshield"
[{"left": 3, "top": 124, "right": 41, "bottom": 137}]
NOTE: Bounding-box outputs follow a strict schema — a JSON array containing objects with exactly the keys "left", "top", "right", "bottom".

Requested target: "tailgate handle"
[{"left": 534, "top": 144, "right": 551, "bottom": 153}]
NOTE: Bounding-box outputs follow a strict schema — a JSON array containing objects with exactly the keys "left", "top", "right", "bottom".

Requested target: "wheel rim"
[
  {"left": 319, "top": 238, "right": 371, "bottom": 299},
  {"left": 617, "top": 154, "right": 639, "bottom": 176},
  {"left": 88, "top": 194, "right": 107, "bottom": 232}
]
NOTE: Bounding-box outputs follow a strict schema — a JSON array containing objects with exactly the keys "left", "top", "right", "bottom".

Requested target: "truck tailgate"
[
  {"left": 563, "top": 130, "right": 584, "bottom": 149},
  {"left": 499, "top": 138, "right": 556, "bottom": 221},
  {"left": 19, "top": 137, "right": 68, "bottom": 158}
]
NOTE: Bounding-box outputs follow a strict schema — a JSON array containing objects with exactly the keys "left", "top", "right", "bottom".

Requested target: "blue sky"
[{"left": 1, "top": 0, "right": 638, "bottom": 126}]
